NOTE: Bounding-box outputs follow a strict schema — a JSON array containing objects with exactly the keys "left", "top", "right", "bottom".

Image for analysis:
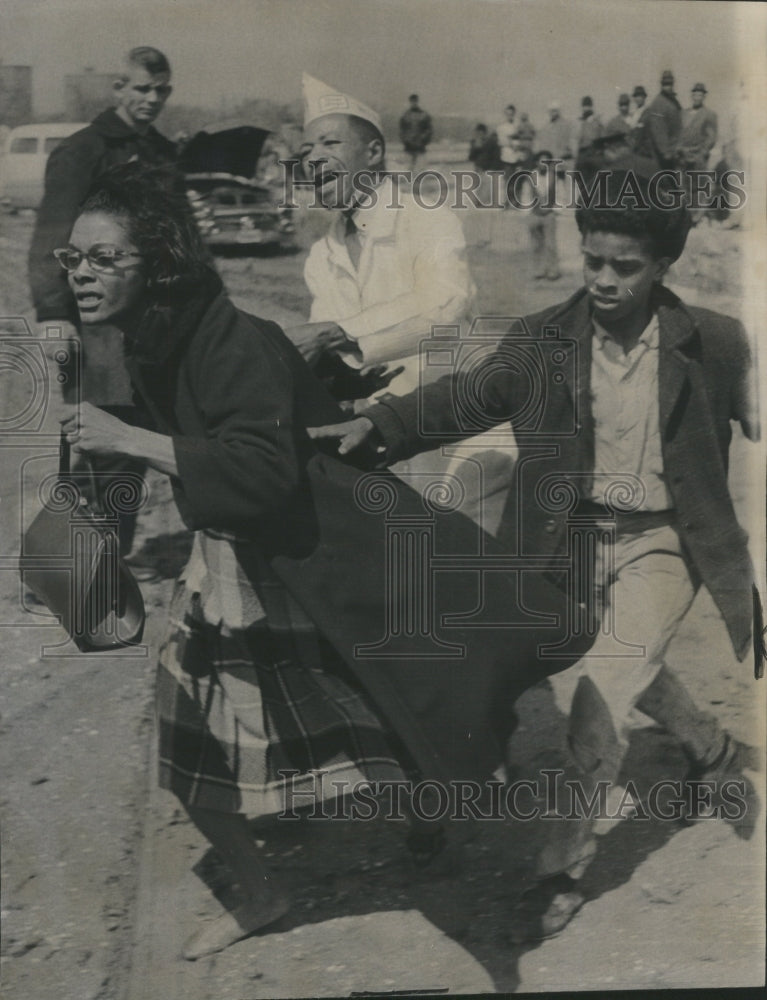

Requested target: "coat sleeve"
[
  {"left": 648, "top": 106, "right": 676, "bottom": 162},
  {"left": 364, "top": 332, "right": 523, "bottom": 462},
  {"left": 728, "top": 320, "right": 760, "bottom": 442},
  {"left": 27, "top": 136, "right": 102, "bottom": 322},
  {"left": 704, "top": 111, "right": 718, "bottom": 153},
  {"left": 171, "top": 318, "right": 301, "bottom": 531}
]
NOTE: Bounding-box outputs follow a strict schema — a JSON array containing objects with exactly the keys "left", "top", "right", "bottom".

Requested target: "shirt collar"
[
  {"left": 334, "top": 175, "right": 399, "bottom": 242},
  {"left": 593, "top": 312, "right": 659, "bottom": 353}
]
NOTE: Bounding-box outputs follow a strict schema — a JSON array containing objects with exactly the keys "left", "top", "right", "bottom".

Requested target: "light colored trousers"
[
  {"left": 579, "top": 523, "right": 697, "bottom": 738},
  {"left": 537, "top": 523, "right": 725, "bottom": 879}
]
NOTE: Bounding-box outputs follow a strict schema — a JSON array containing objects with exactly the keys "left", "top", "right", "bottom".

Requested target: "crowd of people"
[
  {"left": 470, "top": 71, "right": 719, "bottom": 181},
  {"left": 25, "top": 45, "right": 759, "bottom": 965},
  {"left": 467, "top": 71, "right": 726, "bottom": 284}
]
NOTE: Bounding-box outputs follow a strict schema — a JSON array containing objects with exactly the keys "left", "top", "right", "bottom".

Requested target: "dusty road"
[{"left": 1, "top": 191, "right": 765, "bottom": 998}]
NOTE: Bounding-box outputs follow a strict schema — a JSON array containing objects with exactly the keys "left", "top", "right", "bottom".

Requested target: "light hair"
[{"left": 117, "top": 46, "right": 172, "bottom": 83}]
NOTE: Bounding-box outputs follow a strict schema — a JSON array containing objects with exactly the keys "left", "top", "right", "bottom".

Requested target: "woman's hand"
[
  {"left": 59, "top": 402, "right": 133, "bottom": 457},
  {"left": 307, "top": 416, "right": 382, "bottom": 456}
]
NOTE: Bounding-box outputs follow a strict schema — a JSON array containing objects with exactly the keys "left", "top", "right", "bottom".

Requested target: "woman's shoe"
[
  {"left": 181, "top": 893, "right": 290, "bottom": 961},
  {"left": 509, "top": 874, "right": 585, "bottom": 944}
]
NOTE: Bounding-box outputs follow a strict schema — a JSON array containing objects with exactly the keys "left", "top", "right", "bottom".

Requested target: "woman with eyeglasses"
[
  {"left": 55, "top": 162, "right": 416, "bottom": 959},
  {"left": 55, "top": 162, "right": 592, "bottom": 964}
]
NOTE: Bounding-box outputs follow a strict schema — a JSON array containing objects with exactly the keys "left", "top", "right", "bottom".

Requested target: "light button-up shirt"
[
  {"left": 304, "top": 174, "right": 475, "bottom": 398},
  {"left": 590, "top": 314, "right": 673, "bottom": 511}
]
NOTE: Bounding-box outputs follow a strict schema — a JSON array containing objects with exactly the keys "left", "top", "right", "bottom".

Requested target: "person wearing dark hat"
[
  {"left": 634, "top": 70, "right": 682, "bottom": 169},
  {"left": 678, "top": 83, "right": 719, "bottom": 223},
  {"left": 575, "top": 96, "right": 603, "bottom": 176},
  {"left": 606, "top": 93, "right": 633, "bottom": 139},
  {"left": 628, "top": 85, "right": 647, "bottom": 126},
  {"left": 679, "top": 83, "right": 718, "bottom": 169},
  {"left": 577, "top": 96, "right": 603, "bottom": 151}
]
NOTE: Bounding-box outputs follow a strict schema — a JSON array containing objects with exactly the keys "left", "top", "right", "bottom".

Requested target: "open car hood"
[{"left": 179, "top": 121, "right": 272, "bottom": 181}]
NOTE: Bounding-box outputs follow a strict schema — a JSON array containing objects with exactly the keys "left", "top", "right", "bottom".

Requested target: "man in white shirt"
[
  {"left": 291, "top": 82, "right": 473, "bottom": 397},
  {"left": 495, "top": 104, "right": 518, "bottom": 159},
  {"left": 288, "top": 74, "right": 515, "bottom": 532},
  {"left": 494, "top": 103, "right": 527, "bottom": 206}
]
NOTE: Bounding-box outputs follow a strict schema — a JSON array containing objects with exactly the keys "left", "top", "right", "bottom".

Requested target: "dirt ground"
[{"left": 1, "top": 178, "right": 765, "bottom": 999}]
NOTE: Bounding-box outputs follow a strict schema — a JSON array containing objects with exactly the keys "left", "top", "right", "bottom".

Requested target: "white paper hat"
[{"left": 302, "top": 73, "right": 382, "bottom": 133}]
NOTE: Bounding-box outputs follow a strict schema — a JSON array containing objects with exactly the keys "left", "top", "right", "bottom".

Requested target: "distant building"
[
  {"left": 64, "top": 68, "right": 117, "bottom": 122},
  {"left": 0, "top": 63, "right": 33, "bottom": 126}
]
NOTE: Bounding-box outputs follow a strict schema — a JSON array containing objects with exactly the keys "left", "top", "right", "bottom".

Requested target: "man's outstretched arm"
[{"left": 309, "top": 345, "right": 518, "bottom": 463}]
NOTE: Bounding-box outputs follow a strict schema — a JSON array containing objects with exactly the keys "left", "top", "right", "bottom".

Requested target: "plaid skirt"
[{"left": 157, "top": 583, "right": 406, "bottom": 815}]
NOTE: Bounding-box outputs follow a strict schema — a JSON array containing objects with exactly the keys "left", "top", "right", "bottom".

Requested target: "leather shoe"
[{"left": 509, "top": 874, "right": 585, "bottom": 943}]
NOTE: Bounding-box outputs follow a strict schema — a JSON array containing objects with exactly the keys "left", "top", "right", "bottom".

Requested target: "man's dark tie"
[{"left": 344, "top": 212, "right": 362, "bottom": 270}]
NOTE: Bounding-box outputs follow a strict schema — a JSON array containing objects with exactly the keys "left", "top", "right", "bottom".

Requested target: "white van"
[{"left": 0, "top": 122, "right": 88, "bottom": 209}]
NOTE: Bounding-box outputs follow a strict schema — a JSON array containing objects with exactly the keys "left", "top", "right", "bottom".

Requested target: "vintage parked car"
[
  {"left": 179, "top": 120, "right": 296, "bottom": 250},
  {"left": 0, "top": 122, "right": 89, "bottom": 209}
]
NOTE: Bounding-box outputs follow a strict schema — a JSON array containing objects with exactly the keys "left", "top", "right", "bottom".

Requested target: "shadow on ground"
[{"left": 177, "top": 679, "right": 713, "bottom": 992}]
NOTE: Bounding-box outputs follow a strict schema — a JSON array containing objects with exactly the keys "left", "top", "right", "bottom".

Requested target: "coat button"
[
  {"left": 684, "top": 521, "right": 693, "bottom": 530},
  {"left": 544, "top": 518, "right": 557, "bottom": 533}
]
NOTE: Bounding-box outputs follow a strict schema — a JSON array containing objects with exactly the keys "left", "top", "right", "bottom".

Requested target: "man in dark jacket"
[
  {"left": 28, "top": 46, "right": 176, "bottom": 561},
  {"left": 634, "top": 69, "right": 682, "bottom": 169},
  {"left": 678, "top": 82, "right": 719, "bottom": 223},
  {"left": 399, "top": 93, "right": 433, "bottom": 171},
  {"left": 29, "top": 46, "right": 175, "bottom": 330},
  {"left": 575, "top": 96, "right": 603, "bottom": 177},
  {"left": 310, "top": 171, "right": 759, "bottom": 939},
  {"left": 679, "top": 82, "right": 718, "bottom": 168}
]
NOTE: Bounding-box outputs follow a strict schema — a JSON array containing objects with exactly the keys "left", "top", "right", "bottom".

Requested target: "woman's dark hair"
[
  {"left": 78, "top": 162, "right": 210, "bottom": 302},
  {"left": 575, "top": 169, "right": 692, "bottom": 262}
]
